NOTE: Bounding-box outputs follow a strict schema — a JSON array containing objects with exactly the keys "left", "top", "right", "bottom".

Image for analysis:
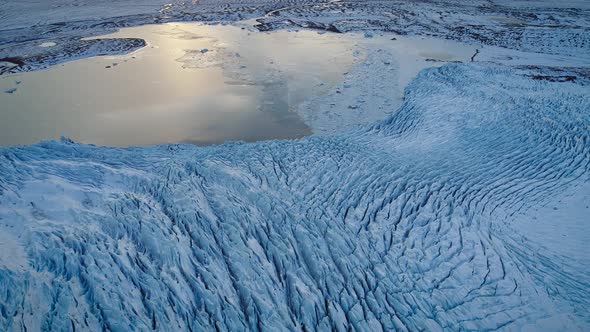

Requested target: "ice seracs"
[{"left": 0, "top": 63, "right": 588, "bottom": 331}]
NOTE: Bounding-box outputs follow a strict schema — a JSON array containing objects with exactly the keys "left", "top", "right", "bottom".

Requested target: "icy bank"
[{"left": 0, "top": 63, "right": 588, "bottom": 331}]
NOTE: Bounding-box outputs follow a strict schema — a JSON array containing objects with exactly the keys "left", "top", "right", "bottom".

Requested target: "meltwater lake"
[{"left": 0, "top": 23, "right": 357, "bottom": 146}]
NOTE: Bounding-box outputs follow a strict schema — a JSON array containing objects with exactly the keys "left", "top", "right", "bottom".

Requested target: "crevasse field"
[{"left": 0, "top": 1, "right": 589, "bottom": 331}]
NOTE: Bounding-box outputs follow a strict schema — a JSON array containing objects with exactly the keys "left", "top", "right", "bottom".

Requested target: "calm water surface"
[{"left": 0, "top": 23, "right": 357, "bottom": 146}]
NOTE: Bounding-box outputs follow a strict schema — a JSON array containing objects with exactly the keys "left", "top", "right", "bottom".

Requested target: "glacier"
[
  {"left": 0, "top": 63, "right": 589, "bottom": 331},
  {"left": 2, "top": 0, "right": 590, "bottom": 75}
]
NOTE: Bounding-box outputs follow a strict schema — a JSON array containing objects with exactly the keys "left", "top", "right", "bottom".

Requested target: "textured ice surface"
[
  {"left": 0, "top": 64, "right": 588, "bottom": 331},
  {"left": 295, "top": 35, "right": 477, "bottom": 134}
]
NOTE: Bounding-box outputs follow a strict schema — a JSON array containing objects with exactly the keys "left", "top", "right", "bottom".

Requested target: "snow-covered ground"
[{"left": 0, "top": 0, "right": 589, "bottom": 331}]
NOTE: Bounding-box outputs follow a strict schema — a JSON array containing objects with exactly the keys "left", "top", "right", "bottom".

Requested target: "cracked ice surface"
[{"left": 0, "top": 64, "right": 588, "bottom": 331}]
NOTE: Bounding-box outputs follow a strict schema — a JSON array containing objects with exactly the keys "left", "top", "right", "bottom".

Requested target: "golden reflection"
[{"left": 0, "top": 23, "right": 357, "bottom": 146}]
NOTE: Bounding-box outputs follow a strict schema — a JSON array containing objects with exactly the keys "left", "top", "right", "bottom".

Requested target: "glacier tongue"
[{"left": 0, "top": 64, "right": 589, "bottom": 331}]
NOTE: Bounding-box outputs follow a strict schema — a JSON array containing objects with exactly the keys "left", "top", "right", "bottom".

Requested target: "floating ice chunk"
[{"left": 38, "top": 42, "right": 57, "bottom": 48}]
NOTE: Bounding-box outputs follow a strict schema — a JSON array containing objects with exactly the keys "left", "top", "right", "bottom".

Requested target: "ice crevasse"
[{"left": 0, "top": 64, "right": 589, "bottom": 331}]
